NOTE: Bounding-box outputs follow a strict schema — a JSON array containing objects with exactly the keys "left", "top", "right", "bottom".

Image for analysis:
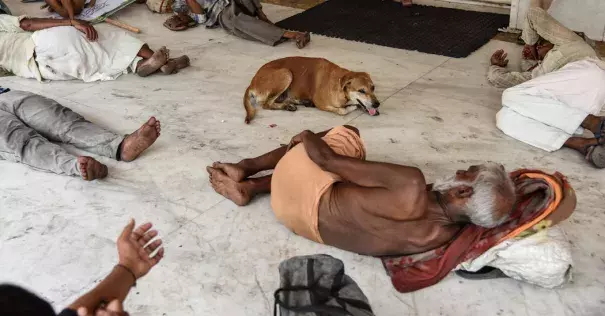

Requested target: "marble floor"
[{"left": 1, "top": 3, "right": 605, "bottom": 316}]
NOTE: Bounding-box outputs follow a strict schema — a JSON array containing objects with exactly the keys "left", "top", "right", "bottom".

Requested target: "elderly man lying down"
[
  {"left": 207, "top": 126, "right": 516, "bottom": 256},
  {"left": 0, "top": 13, "right": 190, "bottom": 82},
  {"left": 487, "top": 7, "right": 605, "bottom": 168},
  {"left": 0, "top": 89, "right": 160, "bottom": 180}
]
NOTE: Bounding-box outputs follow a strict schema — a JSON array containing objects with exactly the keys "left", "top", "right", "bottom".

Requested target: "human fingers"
[
  {"left": 144, "top": 239, "right": 163, "bottom": 255},
  {"left": 118, "top": 219, "right": 136, "bottom": 241},
  {"left": 131, "top": 222, "right": 153, "bottom": 242}
]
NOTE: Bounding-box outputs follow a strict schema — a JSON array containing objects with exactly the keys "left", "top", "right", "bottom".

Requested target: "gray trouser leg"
[
  {"left": 0, "top": 90, "right": 123, "bottom": 159},
  {"left": 219, "top": 3, "right": 285, "bottom": 46},
  {"left": 0, "top": 109, "right": 80, "bottom": 176}
]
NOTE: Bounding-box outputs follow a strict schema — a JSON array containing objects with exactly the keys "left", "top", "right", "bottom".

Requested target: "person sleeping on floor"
[
  {"left": 0, "top": 11, "right": 190, "bottom": 82},
  {"left": 487, "top": 7, "right": 605, "bottom": 168},
  {"left": 163, "top": 0, "right": 311, "bottom": 49},
  {"left": 0, "top": 89, "right": 161, "bottom": 181},
  {"left": 206, "top": 125, "right": 518, "bottom": 256}
]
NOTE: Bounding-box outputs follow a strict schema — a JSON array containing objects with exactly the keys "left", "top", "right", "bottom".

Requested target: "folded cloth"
[
  {"left": 271, "top": 126, "right": 366, "bottom": 244},
  {"left": 381, "top": 169, "right": 576, "bottom": 293}
]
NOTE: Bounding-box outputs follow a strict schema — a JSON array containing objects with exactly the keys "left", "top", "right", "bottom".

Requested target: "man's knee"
[
  {"left": 527, "top": 7, "right": 547, "bottom": 23},
  {"left": 343, "top": 125, "right": 360, "bottom": 136}
]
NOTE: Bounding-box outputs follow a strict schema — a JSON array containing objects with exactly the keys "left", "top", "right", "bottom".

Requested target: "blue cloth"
[
  {"left": 0, "top": 87, "right": 10, "bottom": 95},
  {"left": 172, "top": 0, "right": 229, "bottom": 28}
]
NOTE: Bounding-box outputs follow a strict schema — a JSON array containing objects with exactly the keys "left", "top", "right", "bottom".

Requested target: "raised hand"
[{"left": 117, "top": 220, "right": 164, "bottom": 279}]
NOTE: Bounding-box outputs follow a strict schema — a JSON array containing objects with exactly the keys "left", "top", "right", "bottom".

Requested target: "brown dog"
[{"left": 244, "top": 57, "right": 380, "bottom": 123}]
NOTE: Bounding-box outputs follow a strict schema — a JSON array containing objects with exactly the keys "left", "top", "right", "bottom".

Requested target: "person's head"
[
  {"left": 341, "top": 72, "right": 380, "bottom": 116},
  {"left": 433, "top": 163, "right": 516, "bottom": 228},
  {"left": 0, "top": 284, "right": 56, "bottom": 316}
]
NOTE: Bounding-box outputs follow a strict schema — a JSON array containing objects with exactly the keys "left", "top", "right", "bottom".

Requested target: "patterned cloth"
[
  {"left": 172, "top": 0, "right": 230, "bottom": 27},
  {"left": 487, "top": 7, "right": 599, "bottom": 88},
  {"left": 381, "top": 169, "right": 575, "bottom": 293}
]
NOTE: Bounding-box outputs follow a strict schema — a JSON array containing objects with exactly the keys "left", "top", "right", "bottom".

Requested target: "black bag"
[{"left": 274, "top": 254, "right": 375, "bottom": 316}]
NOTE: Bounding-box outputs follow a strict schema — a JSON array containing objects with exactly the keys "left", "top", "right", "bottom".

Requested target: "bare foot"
[
  {"left": 295, "top": 32, "right": 311, "bottom": 49},
  {"left": 121, "top": 117, "right": 161, "bottom": 162},
  {"left": 161, "top": 55, "right": 190, "bottom": 75},
  {"left": 78, "top": 156, "right": 108, "bottom": 181},
  {"left": 212, "top": 162, "right": 247, "bottom": 182},
  {"left": 207, "top": 166, "right": 251, "bottom": 206},
  {"left": 137, "top": 47, "right": 169, "bottom": 77}
]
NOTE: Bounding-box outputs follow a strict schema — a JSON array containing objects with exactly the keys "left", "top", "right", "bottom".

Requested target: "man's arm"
[
  {"left": 19, "top": 18, "right": 98, "bottom": 40},
  {"left": 66, "top": 220, "right": 164, "bottom": 313},
  {"left": 300, "top": 131, "right": 426, "bottom": 190},
  {"left": 487, "top": 50, "right": 532, "bottom": 88},
  {"left": 18, "top": 17, "right": 72, "bottom": 31},
  {"left": 299, "top": 131, "right": 427, "bottom": 220},
  {"left": 487, "top": 65, "right": 532, "bottom": 88}
]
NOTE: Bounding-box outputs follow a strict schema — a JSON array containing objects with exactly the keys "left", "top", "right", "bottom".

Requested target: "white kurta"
[
  {"left": 32, "top": 26, "right": 144, "bottom": 82},
  {"left": 496, "top": 59, "right": 605, "bottom": 152}
]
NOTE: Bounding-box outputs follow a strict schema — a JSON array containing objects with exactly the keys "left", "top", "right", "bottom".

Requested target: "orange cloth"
[{"left": 271, "top": 126, "right": 366, "bottom": 243}]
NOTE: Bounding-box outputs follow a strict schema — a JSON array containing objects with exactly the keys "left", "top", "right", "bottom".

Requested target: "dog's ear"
[{"left": 340, "top": 73, "right": 355, "bottom": 91}]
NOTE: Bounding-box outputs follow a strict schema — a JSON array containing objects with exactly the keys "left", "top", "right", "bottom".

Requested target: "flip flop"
[
  {"left": 163, "top": 15, "right": 196, "bottom": 31},
  {"left": 585, "top": 144, "right": 605, "bottom": 169},
  {"left": 455, "top": 266, "right": 508, "bottom": 280}
]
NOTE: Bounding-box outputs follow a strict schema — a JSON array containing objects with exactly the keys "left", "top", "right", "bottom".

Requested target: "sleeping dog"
[{"left": 244, "top": 57, "right": 380, "bottom": 123}]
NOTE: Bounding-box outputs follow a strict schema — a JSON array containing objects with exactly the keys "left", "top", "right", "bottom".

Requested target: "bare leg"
[
  {"left": 213, "top": 146, "right": 288, "bottom": 182},
  {"left": 136, "top": 46, "right": 169, "bottom": 77},
  {"left": 211, "top": 126, "right": 358, "bottom": 182},
  {"left": 563, "top": 137, "right": 598, "bottom": 155},
  {"left": 206, "top": 167, "right": 272, "bottom": 206},
  {"left": 282, "top": 30, "right": 311, "bottom": 49},
  {"left": 580, "top": 114, "right": 604, "bottom": 136},
  {"left": 185, "top": 0, "right": 203, "bottom": 14},
  {"left": 137, "top": 44, "right": 154, "bottom": 59}
]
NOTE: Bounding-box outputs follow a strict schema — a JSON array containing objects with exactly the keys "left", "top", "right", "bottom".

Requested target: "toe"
[{"left": 147, "top": 116, "right": 157, "bottom": 126}]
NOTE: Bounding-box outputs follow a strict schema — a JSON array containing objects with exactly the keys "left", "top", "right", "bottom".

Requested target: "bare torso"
[{"left": 318, "top": 184, "right": 461, "bottom": 256}]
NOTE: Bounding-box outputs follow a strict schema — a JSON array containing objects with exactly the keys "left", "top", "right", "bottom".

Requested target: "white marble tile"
[{"left": 124, "top": 199, "right": 416, "bottom": 316}]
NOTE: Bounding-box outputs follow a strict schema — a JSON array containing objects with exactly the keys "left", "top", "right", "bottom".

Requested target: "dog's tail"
[{"left": 244, "top": 87, "right": 256, "bottom": 124}]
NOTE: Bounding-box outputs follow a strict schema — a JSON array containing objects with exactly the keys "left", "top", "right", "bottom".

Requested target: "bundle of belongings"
[
  {"left": 382, "top": 169, "right": 576, "bottom": 292},
  {"left": 275, "top": 254, "right": 374, "bottom": 316}
]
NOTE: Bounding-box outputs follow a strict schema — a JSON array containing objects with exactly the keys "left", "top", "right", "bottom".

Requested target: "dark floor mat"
[{"left": 276, "top": 0, "right": 509, "bottom": 58}]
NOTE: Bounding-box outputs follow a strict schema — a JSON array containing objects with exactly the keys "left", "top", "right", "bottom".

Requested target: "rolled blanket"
[{"left": 381, "top": 169, "right": 576, "bottom": 293}]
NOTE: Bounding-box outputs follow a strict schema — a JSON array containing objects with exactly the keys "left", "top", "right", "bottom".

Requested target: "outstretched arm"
[
  {"left": 19, "top": 17, "right": 98, "bottom": 40},
  {"left": 65, "top": 220, "right": 164, "bottom": 314}
]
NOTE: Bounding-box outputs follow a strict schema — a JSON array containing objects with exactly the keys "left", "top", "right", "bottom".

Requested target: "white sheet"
[
  {"left": 32, "top": 26, "right": 143, "bottom": 82},
  {"left": 497, "top": 59, "right": 605, "bottom": 152},
  {"left": 456, "top": 226, "right": 573, "bottom": 289}
]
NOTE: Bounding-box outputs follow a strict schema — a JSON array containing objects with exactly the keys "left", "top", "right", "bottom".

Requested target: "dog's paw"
[{"left": 285, "top": 104, "right": 298, "bottom": 112}]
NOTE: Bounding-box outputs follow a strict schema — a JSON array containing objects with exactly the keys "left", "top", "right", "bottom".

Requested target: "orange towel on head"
[{"left": 271, "top": 126, "right": 366, "bottom": 243}]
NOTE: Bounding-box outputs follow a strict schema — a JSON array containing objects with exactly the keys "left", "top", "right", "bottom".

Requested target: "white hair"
[{"left": 433, "top": 163, "right": 516, "bottom": 228}]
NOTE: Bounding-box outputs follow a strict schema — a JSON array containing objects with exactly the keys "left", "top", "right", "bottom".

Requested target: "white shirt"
[{"left": 0, "top": 15, "right": 42, "bottom": 81}]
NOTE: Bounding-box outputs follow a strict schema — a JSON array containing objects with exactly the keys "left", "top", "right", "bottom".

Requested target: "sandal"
[
  {"left": 585, "top": 143, "right": 605, "bottom": 169},
  {"left": 163, "top": 14, "right": 197, "bottom": 31}
]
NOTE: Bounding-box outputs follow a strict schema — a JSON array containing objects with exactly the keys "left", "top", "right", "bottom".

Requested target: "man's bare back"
[{"left": 318, "top": 186, "right": 461, "bottom": 256}]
